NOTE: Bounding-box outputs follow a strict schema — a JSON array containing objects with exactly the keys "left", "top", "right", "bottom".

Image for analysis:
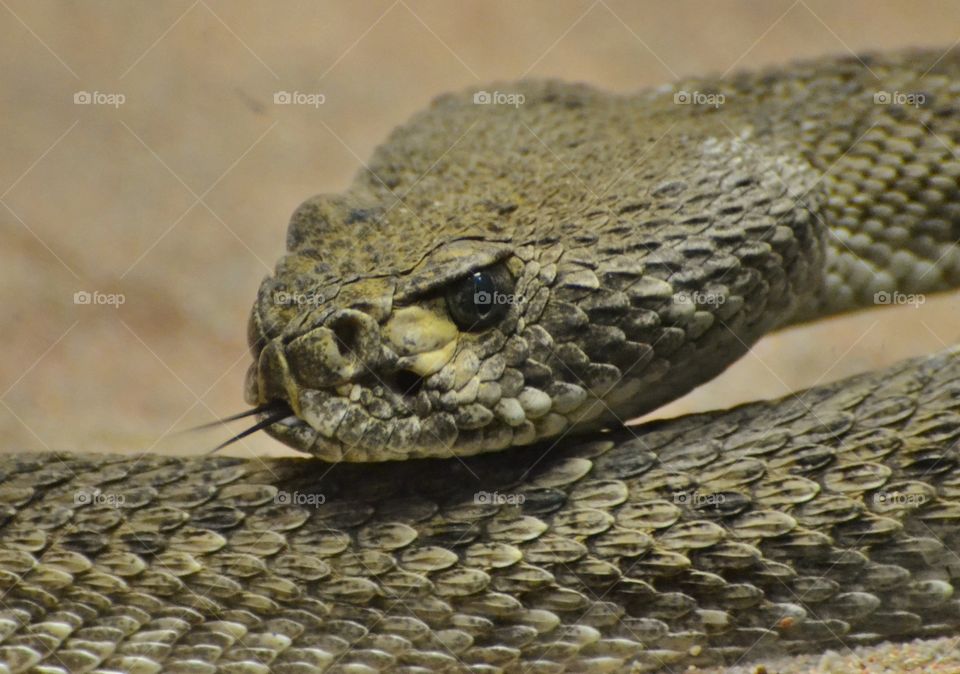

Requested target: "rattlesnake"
[{"left": 4, "top": 49, "right": 960, "bottom": 672}]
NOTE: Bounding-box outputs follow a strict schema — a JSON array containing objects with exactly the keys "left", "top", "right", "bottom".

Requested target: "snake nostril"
[
  {"left": 393, "top": 369, "right": 424, "bottom": 396},
  {"left": 329, "top": 315, "right": 362, "bottom": 358}
]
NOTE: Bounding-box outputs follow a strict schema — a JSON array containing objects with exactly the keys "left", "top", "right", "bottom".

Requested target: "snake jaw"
[
  {"left": 248, "top": 291, "right": 462, "bottom": 460},
  {"left": 251, "top": 226, "right": 559, "bottom": 460}
]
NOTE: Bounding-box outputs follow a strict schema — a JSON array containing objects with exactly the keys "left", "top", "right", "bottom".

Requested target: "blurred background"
[{"left": 3, "top": 0, "right": 960, "bottom": 459}]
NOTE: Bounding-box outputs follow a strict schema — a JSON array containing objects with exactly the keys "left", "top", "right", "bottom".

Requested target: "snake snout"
[{"left": 285, "top": 309, "right": 382, "bottom": 389}]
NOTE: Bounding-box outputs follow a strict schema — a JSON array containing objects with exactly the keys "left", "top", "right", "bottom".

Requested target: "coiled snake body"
[{"left": 5, "top": 50, "right": 960, "bottom": 672}]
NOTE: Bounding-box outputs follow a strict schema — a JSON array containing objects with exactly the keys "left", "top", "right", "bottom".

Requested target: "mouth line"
[
  {"left": 280, "top": 381, "right": 416, "bottom": 435},
  {"left": 262, "top": 392, "right": 420, "bottom": 461},
  {"left": 258, "top": 357, "right": 449, "bottom": 459}
]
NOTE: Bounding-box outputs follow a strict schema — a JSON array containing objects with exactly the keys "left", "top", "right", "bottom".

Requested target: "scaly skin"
[
  {"left": 2, "top": 347, "right": 960, "bottom": 671},
  {"left": 3, "top": 50, "right": 960, "bottom": 673},
  {"left": 248, "top": 49, "right": 960, "bottom": 461}
]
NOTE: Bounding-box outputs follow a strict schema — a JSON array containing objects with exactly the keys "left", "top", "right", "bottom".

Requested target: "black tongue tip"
[
  {"left": 207, "top": 404, "right": 295, "bottom": 455},
  {"left": 184, "top": 401, "right": 292, "bottom": 433}
]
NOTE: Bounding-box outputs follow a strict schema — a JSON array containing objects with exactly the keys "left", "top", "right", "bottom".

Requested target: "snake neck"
[{"left": 696, "top": 49, "right": 960, "bottom": 324}]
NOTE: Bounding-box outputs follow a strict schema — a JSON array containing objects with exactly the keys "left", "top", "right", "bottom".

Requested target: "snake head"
[
  {"left": 247, "top": 191, "right": 552, "bottom": 461},
  {"left": 246, "top": 80, "right": 824, "bottom": 461}
]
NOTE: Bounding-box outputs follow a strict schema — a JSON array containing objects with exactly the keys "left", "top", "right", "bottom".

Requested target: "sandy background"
[
  {"left": 0, "top": 0, "right": 960, "bottom": 460},
  {"left": 4, "top": 0, "right": 960, "bottom": 460},
  {"left": 3, "top": 2, "right": 960, "bottom": 671}
]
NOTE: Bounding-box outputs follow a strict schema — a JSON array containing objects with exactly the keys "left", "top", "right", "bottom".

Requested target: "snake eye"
[{"left": 445, "top": 265, "right": 515, "bottom": 331}]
